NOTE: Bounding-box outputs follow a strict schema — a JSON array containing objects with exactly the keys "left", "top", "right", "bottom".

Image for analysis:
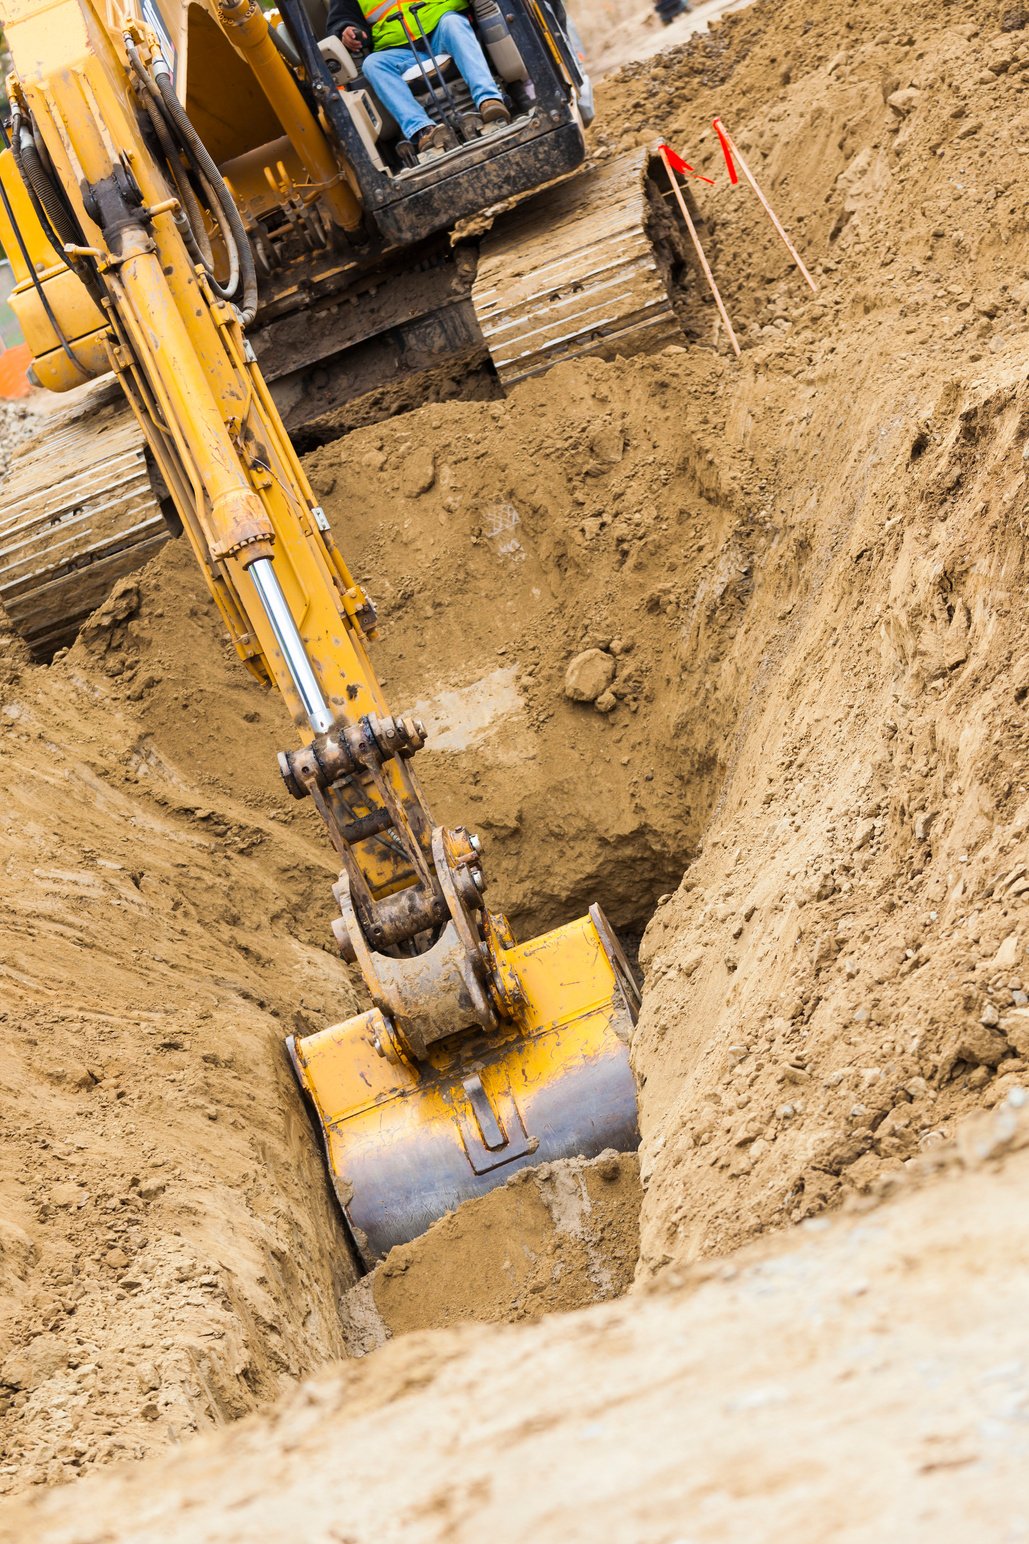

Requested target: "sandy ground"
[
  {"left": 580, "top": 0, "right": 755, "bottom": 78},
  {"left": 2, "top": 0, "right": 1029, "bottom": 1532},
  {"left": 0, "top": 558, "right": 361, "bottom": 1486},
  {"left": 4, "top": 1100, "right": 1029, "bottom": 1542}
]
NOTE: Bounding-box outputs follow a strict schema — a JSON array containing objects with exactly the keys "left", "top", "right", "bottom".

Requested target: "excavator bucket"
[{"left": 287, "top": 905, "right": 640, "bottom": 1268}]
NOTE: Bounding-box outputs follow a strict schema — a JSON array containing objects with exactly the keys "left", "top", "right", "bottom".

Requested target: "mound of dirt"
[
  {"left": 588, "top": 0, "right": 1029, "bottom": 1276},
  {"left": 5, "top": 1099, "right": 1029, "bottom": 1543},
  {"left": 343, "top": 1152, "right": 641, "bottom": 1351},
  {"left": 0, "top": 560, "right": 360, "bottom": 1494}
]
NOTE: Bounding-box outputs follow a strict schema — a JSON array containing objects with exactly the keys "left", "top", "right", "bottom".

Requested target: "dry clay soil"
[{"left": 4, "top": 0, "right": 1029, "bottom": 1534}]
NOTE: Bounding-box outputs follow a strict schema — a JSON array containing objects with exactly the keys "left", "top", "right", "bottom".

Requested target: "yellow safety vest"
[{"left": 360, "top": 0, "right": 467, "bottom": 51}]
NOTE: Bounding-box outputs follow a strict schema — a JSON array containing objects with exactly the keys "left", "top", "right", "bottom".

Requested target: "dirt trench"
[
  {"left": 1, "top": 359, "right": 699, "bottom": 1484},
  {"left": 0, "top": 490, "right": 661, "bottom": 1491},
  {"left": 0, "top": 311, "right": 756, "bottom": 1490}
]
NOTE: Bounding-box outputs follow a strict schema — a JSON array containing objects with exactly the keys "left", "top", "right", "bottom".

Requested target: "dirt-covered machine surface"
[
  {"left": 0, "top": 380, "right": 167, "bottom": 655},
  {"left": 0, "top": 0, "right": 692, "bottom": 659}
]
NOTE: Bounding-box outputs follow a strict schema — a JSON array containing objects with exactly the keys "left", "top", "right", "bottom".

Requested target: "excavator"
[
  {"left": 0, "top": 0, "right": 689, "bottom": 658},
  {"left": 0, "top": 0, "right": 651, "bottom": 1265}
]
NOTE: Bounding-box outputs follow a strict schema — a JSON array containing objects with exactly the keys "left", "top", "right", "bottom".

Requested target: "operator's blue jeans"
[{"left": 363, "top": 12, "right": 499, "bottom": 142}]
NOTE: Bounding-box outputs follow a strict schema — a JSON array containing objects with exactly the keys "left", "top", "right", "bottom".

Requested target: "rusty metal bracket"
[
  {"left": 278, "top": 712, "right": 426, "bottom": 797},
  {"left": 332, "top": 825, "right": 499, "bottom": 1060}
]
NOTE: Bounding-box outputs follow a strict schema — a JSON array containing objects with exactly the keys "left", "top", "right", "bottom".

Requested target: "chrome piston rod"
[{"left": 249, "top": 556, "right": 334, "bottom": 734}]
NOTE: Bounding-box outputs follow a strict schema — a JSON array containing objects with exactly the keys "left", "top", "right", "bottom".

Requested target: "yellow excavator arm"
[{"left": 0, "top": 0, "right": 639, "bottom": 1264}]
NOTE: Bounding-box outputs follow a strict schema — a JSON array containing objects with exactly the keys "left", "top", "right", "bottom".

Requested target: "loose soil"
[
  {"left": 0, "top": 559, "right": 360, "bottom": 1488},
  {"left": 5, "top": 1106, "right": 1029, "bottom": 1542},
  {"left": 2, "top": 0, "right": 1029, "bottom": 1532},
  {"left": 342, "top": 1152, "right": 642, "bottom": 1351}
]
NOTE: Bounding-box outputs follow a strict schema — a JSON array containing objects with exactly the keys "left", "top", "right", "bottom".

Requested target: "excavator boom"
[{"left": 0, "top": 0, "right": 639, "bottom": 1265}]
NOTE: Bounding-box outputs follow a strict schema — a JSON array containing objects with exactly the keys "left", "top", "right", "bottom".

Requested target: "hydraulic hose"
[
  {"left": 10, "top": 109, "right": 105, "bottom": 310},
  {"left": 129, "top": 52, "right": 213, "bottom": 270},
  {"left": 152, "top": 67, "right": 258, "bottom": 323},
  {"left": 0, "top": 124, "right": 90, "bottom": 380},
  {"left": 124, "top": 41, "right": 257, "bottom": 324},
  {"left": 267, "top": 20, "right": 301, "bottom": 69},
  {"left": 189, "top": 159, "right": 242, "bottom": 300},
  {"left": 14, "top": 117, "right": 80, "bottom": 251},
  {"left": 126, "top": 43, "right": 253, "bottom": 317}
]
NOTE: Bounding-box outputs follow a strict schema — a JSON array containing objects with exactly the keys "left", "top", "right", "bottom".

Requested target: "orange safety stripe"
[{"left": 363, "top": 0, "right": 401, "bottom": 23}]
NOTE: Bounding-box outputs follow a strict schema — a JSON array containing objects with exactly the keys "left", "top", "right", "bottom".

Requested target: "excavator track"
[
  {"left": 0, "top": 379, "right": 165, "bottom": 658},
  {"left": 471, "top": 145, "right": 685, "bottom": 387}
]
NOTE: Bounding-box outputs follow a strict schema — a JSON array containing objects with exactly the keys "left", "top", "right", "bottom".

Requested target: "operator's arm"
[{"left": 326, "top": 0, "right": 369, "bottom": 47}]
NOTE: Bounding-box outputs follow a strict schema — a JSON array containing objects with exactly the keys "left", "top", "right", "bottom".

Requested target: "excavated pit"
[
  {"left": 3, "top": 0, "right": 1029, "bottom": 1531},
  {"left": 0, "top": 505, "right": 661, "bottom": 1490},
  {"left": 0, "top": 308, "right": 947, "bottom": 1480},
  {"left": 0, "top": 327, "right": 750, "bottom": 1488}
]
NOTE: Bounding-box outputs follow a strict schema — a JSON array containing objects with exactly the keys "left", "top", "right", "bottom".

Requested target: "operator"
[{"left": 327, "top": 0, "right": 511, "bottom": 155}]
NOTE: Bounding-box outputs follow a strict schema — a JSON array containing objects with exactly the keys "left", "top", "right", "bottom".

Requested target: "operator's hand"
[{"left": 341, "top": 25, "right": 367, "bottom": 51}]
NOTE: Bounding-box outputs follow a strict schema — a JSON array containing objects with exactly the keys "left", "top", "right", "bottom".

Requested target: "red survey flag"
[
  {"left": 658, "top": 143, "right": 716, "bottom": 185},
  {"left": 711, "top": 118, "right": 739, "bottom": 183},
  {"left": 709, "top": 117, "right": 817, "bottom": 294}
]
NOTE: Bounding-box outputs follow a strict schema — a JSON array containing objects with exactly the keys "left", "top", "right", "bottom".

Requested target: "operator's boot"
[
  {"left": 479, "top": 97, "right": 511, "bottom": 126},
  {"left": 414, "top": 122, "right": 451, "bottom": 159}
]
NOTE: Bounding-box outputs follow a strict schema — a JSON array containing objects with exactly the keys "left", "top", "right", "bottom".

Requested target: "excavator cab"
[{"left": 274, "top": 0, "right": 592, "bottom": 245}]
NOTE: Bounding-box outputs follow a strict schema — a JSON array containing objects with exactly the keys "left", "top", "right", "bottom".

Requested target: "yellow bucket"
[{"left": 288, "top": 904, "right": 640, "bottom": 1266}]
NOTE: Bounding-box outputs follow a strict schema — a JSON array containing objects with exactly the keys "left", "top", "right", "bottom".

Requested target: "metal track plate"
[
  {"left": 0, "top": 378, "right": 167, "bottom": 658},
  {"left": 472, "top": 146, "right": 682, "bottom": 386}
]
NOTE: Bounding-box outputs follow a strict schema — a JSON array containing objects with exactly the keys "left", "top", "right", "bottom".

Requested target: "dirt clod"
[
  {"left": 564, "top": 648, "right": 616, "bottom": 704},
  {"left": 345, "top": 1153, "right": 641, "bottom": 1348}
]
